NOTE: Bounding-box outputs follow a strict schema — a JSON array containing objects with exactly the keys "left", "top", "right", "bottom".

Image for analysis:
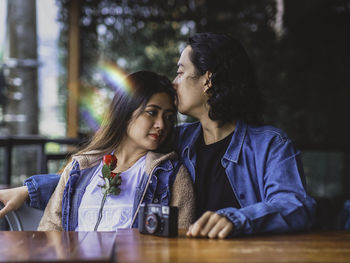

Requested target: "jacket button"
[
  {"left": 154, "top": 198, "right": 159, "bottom": 203},
  {"left": 239, "top": 193, "right": 245, "bottom": 199}
]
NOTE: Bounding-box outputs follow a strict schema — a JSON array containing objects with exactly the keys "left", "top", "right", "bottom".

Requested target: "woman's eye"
[
  {"left": 165, "top": 114, "right": 176, "bottom": 123},
  {"left": 146, "top": 110, "right": 157, "bottom": 116}
]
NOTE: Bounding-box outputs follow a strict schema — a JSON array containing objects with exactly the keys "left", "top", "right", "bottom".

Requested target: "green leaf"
[
  {"left": 115, "top": 188, "right": 121, "bottom": 195},
  {"left": 110, "top": 173, "right": 121, "bottom": 185},
  {"left": 109, "top": 186, "right": 117, "bottom": 194},
  {"left": 102, "top": 164, "right": 111, "bottom": 178},
  {"left": 116, "top": 177, "right": 122, "bottom": 185},
  {"left": 110, "top": 176, "right": 117, "bottom": 185}
]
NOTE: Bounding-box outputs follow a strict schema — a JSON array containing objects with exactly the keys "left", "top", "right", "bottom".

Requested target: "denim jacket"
[
  {"left": 30, "top": 151, "right": 195, "bottom": 231},
  {"left": 177, "top": 120, "right": 316, "bottom": 236}
]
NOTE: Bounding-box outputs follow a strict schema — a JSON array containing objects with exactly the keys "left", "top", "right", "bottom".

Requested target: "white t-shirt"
[{"left": 76, "top": 155, "right": 146, "bottom": 231}]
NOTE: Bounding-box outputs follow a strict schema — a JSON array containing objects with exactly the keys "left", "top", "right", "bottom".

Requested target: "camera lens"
[{"left": 145, "top": 213, "right": 158, "bottom": 234}]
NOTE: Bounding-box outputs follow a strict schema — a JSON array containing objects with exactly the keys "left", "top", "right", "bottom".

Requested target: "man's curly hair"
[{"left": 188, "top": 32, "right": 264, "bottom": 126}]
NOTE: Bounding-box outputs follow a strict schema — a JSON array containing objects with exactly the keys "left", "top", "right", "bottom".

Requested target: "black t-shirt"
[{"left": 194, "top": 131, "right": 240, "bottom": 219}]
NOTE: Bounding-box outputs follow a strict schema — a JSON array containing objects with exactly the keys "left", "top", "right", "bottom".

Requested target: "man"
[{"left": 173, "top": 33, "right": 315, "bottom": 238}]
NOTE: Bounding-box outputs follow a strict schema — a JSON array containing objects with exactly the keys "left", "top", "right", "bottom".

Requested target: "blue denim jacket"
[
  {"left": 177, "top": 120, "right": 316, "bottom": 236},
  {"left": 25, "top": 120, "right": 316, "bottom": 235},
  {"left": 25, "top": 152, "right": 181, "bottom": 230}
]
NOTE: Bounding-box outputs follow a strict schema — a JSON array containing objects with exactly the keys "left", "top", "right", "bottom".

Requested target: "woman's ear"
[{"left": 203, "top": 71, "right": 213, "bottom": 93}]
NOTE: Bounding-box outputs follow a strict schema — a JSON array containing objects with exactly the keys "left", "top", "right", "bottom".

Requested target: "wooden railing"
[{"left": 0, "top": 136, "right": 84, "bottom": 185}]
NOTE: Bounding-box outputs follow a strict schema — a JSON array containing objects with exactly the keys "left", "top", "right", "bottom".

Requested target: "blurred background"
[{"left": 0, "top": 0, "right": 349, "bottom": 229}]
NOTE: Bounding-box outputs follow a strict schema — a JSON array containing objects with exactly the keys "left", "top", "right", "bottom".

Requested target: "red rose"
[
  {"left": 95, "top": 154, "right": 121, "bottom": 231},
  {"left": 103, "top": 154, "right": 117, "bottom": 170}
]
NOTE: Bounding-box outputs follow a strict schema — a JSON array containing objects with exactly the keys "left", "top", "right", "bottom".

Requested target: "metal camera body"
[{"left": 138, "top": 204, "right": 178, "bottom": 237}]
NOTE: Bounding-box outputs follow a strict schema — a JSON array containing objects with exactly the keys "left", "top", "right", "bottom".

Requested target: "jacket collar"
[
  {"left": 144, "top": 151, "right": 176, "bottom": 174},
  {"left": 222, "top": 120, "right": 247, "bottom": 165},
  {"left": 182, "top": 120, "right": 247, "bottom": 165},
  {"left": 72, "top": 150, "right": 176, "bottom": 172},
  {"left": 182, "top": 122, "right": 202, "bottom": 157}
]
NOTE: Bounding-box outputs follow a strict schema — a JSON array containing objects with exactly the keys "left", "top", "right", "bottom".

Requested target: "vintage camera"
[{"left": 138, "top": 204, "right": 178, "bottom": 237}]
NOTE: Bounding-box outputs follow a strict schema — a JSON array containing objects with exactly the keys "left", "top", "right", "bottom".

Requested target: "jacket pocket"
[{"left": 153, "top": 187, "right": 170, "bottom": 205}]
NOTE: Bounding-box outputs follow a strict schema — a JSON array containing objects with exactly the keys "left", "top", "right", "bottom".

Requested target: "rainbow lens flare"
[
  {"left": 98, "top": 61, "right": 132, "bottom": 95},
  {"left": 79, "top": 61, "right": 131, "bottom": 131}
]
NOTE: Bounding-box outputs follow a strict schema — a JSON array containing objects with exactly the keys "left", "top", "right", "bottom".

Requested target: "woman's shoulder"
[
  {"left": 71, "top": 150, "right": 105, "bottom": 170},
  {"left": 145, "top": 151, "right": 180, "bottom": 174}
]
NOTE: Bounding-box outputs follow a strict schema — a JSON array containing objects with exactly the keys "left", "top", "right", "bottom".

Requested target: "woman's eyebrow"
[
  {"left": 145, "top": 104, "right": 161, "bottom": 109},
  {"left": 146, "top": 104, "right": 176, "bottom": 112}
]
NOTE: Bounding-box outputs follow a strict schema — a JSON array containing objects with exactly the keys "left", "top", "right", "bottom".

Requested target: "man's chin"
[{"left": 177, "top": 106, "right": 187, "bottom": 115}]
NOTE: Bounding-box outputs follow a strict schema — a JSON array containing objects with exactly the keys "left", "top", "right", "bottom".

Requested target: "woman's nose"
[{"left": 154, "top": 116, "right": 165, "bottom": 130}]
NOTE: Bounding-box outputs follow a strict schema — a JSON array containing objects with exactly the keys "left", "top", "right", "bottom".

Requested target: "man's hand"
[
  {"left": 0, "top": 186, "right": 29, "bottom": 218},
  {"left": 186, "top": 211, "right": 234, "bottom": 239}
]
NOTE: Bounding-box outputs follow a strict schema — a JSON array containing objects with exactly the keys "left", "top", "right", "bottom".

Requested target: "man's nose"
[{"left": 172, "top": 78, "right": 178, "bottom": 88}]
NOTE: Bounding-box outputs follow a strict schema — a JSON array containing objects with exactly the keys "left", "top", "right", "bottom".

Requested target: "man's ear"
[{"left": 203, "top": 71, "right": 213, "bottom": 93}]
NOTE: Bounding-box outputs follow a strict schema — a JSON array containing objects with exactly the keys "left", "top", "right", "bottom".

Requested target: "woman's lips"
[{"left": 149, "top": 133, "right": 160, "bottom": 140}]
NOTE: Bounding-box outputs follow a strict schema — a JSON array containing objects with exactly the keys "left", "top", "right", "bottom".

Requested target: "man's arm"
[
  {"left": 24, "top": 174, "right": 60, "bottom": 210},
  {"left": 187, "top": 138, "right": 316, "bottom": 238}
]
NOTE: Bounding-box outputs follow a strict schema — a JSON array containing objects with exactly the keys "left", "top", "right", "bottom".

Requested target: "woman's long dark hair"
[
  {"left": 188, "top": 32, "right": 264, "bottom": 126},
  {"left": 77, "top": 70, "right": 177, "bottom": 156}
]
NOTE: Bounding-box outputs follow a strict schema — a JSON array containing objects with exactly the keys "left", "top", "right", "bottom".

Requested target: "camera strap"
[{"left": 130, "top": 166, "right": 157, "bottom": 227}]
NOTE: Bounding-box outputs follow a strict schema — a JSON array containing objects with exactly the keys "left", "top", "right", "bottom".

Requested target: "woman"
[
  {"left": 1, "top": 70, "right": 195, "bottom": 231},
  {"left": 1, "top": 33, "right": 316, "bottom": 238}
]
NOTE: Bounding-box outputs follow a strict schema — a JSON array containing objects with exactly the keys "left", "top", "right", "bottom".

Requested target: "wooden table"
[
  {"left": 0, "top": 229, "right": 350, "bottom": 262},
  {"left": 0, "top": 231, "right": 117, "bottom": 262},
  {"left": 115, "top": 229, "right": 350, "bottom": 263}
]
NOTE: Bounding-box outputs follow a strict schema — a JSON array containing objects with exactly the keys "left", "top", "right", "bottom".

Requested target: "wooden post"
[{"left": 67, "top": 0, "right": 80, "bottom": 138}]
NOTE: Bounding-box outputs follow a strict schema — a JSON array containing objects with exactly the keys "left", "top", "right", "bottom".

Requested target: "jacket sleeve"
[
  {"left": 24, "top": 174, "right": 60, "bottom": 210},
  {"left": 37, "top": 164, "right": 71, "bottom": 231},
  {"left": 217, "top": 138, "right": 316, "bottom": 236},
  {"left": 170, "top": 164, "right": 196, "bottom": 229}
]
